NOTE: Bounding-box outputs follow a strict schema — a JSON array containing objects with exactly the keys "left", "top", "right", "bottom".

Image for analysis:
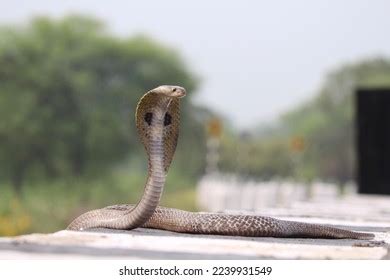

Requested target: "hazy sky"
[{"left": 1, "top": 0, "right": 390, "bottom": 128}]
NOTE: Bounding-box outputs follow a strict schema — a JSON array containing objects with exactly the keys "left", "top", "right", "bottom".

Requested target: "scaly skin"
[{"left": 67, "top": 85, "right": 374, "bottom": 240}]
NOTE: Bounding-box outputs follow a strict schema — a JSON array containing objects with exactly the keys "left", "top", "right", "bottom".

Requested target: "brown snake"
[{"left": 67, "top": 85, "right": 374, "bottom": 239}]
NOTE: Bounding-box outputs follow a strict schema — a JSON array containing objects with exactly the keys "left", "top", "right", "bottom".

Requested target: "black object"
[{"left": 356, "top": 88, "right": 390, "bottom": 195}]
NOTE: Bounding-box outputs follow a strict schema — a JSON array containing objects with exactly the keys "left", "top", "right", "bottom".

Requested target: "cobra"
[{"left": 67, "top": 85, "right": 374, "bottom": 239}]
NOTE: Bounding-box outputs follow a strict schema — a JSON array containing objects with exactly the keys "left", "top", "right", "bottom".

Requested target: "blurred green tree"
[
  {"left": 0, "top": 15, "right": 203, "bottom": 193},
  {"left": 219, "top": 130, "right": 293, "bottom": 180},
  {"left": 217, "top": 57, "right": 390, "bottom": 184},
  {"left": 281, "top": 57, "right": 390, "bottom": 184}
]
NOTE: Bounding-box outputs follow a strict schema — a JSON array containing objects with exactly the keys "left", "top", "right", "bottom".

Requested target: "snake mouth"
[{"left": 170, "top": 86, "right": 186, "bottom": 98}]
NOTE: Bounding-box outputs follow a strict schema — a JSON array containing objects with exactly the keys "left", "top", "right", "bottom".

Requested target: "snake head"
[
  {"left": 151, "top": 85, "right": 186, "bottom": 98},
  {"left": 136, "top": 85, "right": 186, "bottom": 172}
]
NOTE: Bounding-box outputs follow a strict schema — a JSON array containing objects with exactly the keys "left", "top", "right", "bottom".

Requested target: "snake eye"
[
  {"left": 164, "top": 113, "right": 172, "bottom": 126},
  {"left": 144, "top": 112, "right": 153, "bottom": 126},
  {"left": 172, "top": 88, "right": 177, "bottom": 92}
]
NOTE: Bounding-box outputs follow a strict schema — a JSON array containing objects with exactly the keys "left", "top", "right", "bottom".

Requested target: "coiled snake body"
[{"left": 68, "top": 85, "right": 373, "bottom": 239}]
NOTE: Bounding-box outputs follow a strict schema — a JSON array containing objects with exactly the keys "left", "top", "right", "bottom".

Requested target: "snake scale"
[{"left": 68, "top": 85, "right": 374, "bottom": 239}]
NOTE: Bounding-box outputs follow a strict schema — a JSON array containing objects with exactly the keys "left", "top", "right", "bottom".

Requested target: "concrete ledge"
[
  {"left": 0, "top": 220, "right": 388, "bottom": 259},
  {"left": 1, "top": 193, "right": 389, "bottom": 259}
]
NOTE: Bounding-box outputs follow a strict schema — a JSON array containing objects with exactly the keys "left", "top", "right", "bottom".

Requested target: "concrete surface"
[{"left": 0, "top": 193, "right": 389, "bottom": 259}]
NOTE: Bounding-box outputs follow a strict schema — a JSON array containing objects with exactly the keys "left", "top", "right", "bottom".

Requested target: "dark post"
[{"left": 356, "top": 88, "right": 390, "bottom": 195}]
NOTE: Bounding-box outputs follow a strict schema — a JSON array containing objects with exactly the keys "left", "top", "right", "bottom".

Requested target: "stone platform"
[{"left": 0, "top": 193, "right": 389, "bottom": 259}]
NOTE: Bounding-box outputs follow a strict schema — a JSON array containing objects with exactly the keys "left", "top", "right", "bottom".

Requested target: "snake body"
[{"left": 68, "top": 85, "right": 374, "bottom": 239}]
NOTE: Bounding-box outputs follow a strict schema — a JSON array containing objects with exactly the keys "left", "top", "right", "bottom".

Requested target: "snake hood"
[{"left": 135, "top": 85, "right": 185, "bottom": 173}]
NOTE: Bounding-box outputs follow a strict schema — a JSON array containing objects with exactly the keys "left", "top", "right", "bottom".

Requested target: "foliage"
[
  {"left": 218, "top": 57, "right": 390, "bottom": 183},
  {"left": 0, "top": 164, "right": 198, "bottom": 235},
  {"left": 0, "top": 15, "right": 204, "bottom": 192},
  {"left": 0, "top": 196, "right": 31, "bottom": 236},
  {"left": 280, "top": 57, "right": 390, "bottom": 183},
  {"left": 219, "top": 133, "right": 293, "bottom": 180}
]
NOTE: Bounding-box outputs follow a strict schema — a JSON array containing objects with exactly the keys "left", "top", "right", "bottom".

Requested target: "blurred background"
[{"left": 1, "top": 0, "right": 390, "bottom": 236}]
